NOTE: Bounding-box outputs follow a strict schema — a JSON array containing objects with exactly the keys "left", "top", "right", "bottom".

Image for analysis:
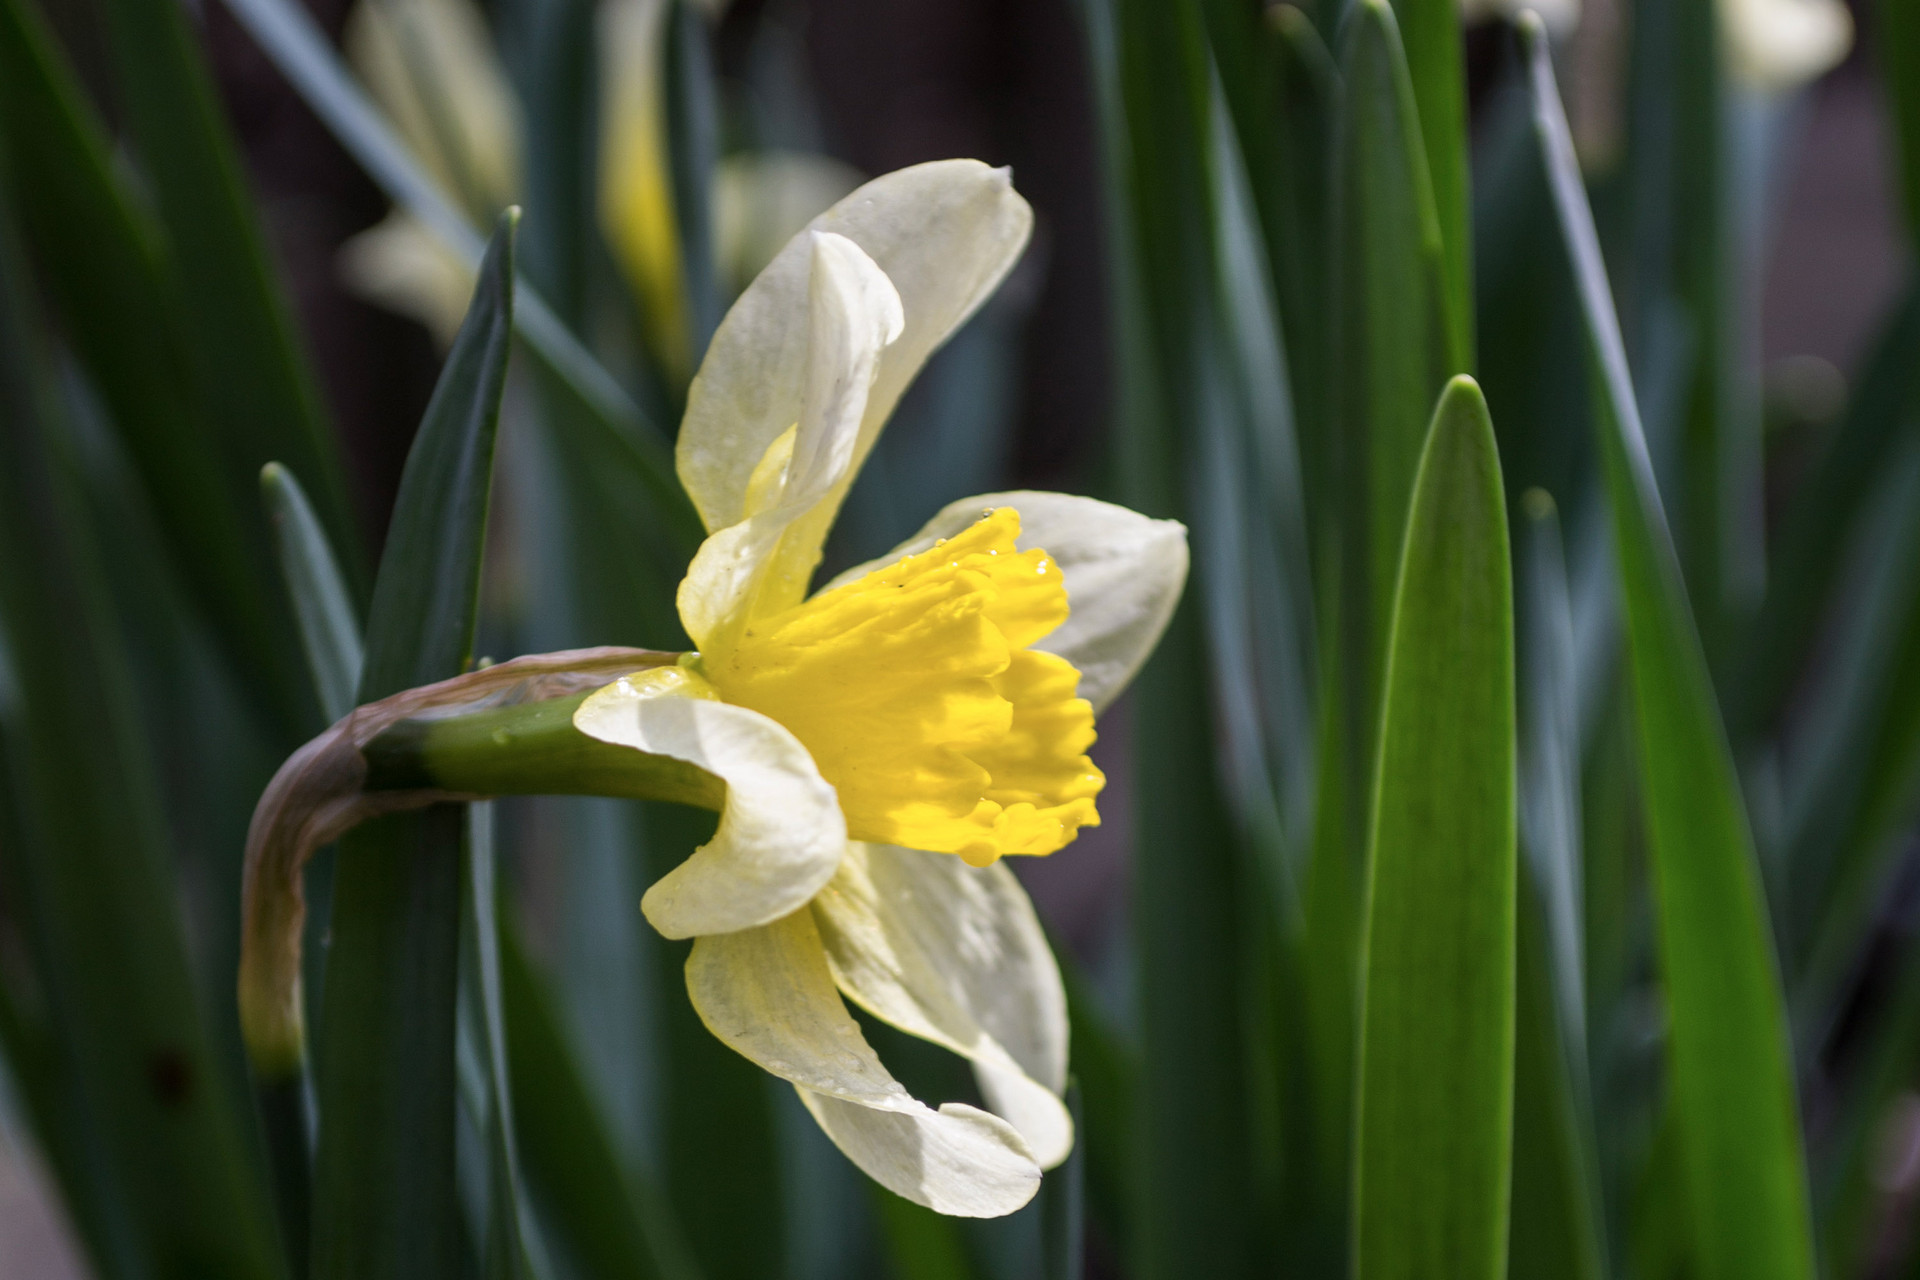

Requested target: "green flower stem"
[{"left": 362, "top": 691, "right": 728, "bottom": 811}]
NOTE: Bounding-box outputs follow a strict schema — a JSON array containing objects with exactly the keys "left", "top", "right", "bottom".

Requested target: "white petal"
[
  {"left": 572, "top": 668, "right": 846, "bottom": 938},
  {"left": 678, "top": 160, "right": 1033, "bottom": 536},
  {"left": 810, "top": 843, "right": 1073, "bottom": 1167},
  {"left": 676, "top": 233, "right": 903, "bottom": 651},
  {"left": 346, "top": 0, "right": 522, "bottom": 207},
  {"left": 828, "top": 491, "right": 1189, "bottom": 713},
  {"left": 338, "top": 213, "right": 478, "bottom": 347},
  {"left": 688, "top": 911, "right": 1042, "bottom": 1216}
]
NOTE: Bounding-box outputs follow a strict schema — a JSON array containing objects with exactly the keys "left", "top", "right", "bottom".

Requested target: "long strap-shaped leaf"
[
  {"left": 1331, "top": 0, "right": 1458, "bottom": 838},
  {"left": 1105, "top": 0, "right": 1268, "bottom": 1273},
  {"left": 88, "top": 0, "right": 361, "bottom": 588},
  {"left": 1384, "top": 0, "right": 1471, "bottom": 363},
  {"left": 1877, "top": 0, "right": 1920, "bottom": 240},
  {"left": 0, "top": 164, "right": 289, "bottom": 1280},
  {"left": 310, "top": 213, "right": 518, "bottom": 1280},
  {"left": 1352, "top": 375, "right": 1514, "bottom": 1280},
  {"left": 1523, "top": 23, "right": 1816, "bottom": 1280},
  {"left": 498, "top": 918, "right": 702, "bottom": 1280},
  {"left": 0, "top": 0, "right": 330, "bottom": 739}
]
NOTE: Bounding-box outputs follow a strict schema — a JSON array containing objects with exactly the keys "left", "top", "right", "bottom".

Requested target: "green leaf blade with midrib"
[
  {"left": 1522, "top": 24, "right": 1815, "bottom": 1280},
  {"left": 1352, "top": 375, "right": 1515, "bottom": 1280}
]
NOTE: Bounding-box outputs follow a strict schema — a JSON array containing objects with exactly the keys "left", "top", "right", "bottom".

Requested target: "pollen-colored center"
[{"left": 701, "top": 508, "right": 1103, "bottom": 866}]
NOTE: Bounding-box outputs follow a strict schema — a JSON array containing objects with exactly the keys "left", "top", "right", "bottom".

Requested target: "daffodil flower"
[
  {"left": 241, "top": 160, "right": 1188, "bottom": 1216},
  {"left": 339, "top": 0, "right": 860, "bottom": 356}
]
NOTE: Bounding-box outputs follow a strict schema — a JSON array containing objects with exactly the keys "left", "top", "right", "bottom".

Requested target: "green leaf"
[
  {"left": 872, "top": 1187, "right": 977, "bottom": 1280},
  {"left": 664, "top": 0, "right": 721, "bottom": 368},
  {"left": 1618, "top": 0, "right": 1754, "bottom": 659},
  {"left": 311, "top": 213, "right": 518, "bottom": 1280},
  {"left": 1810, "top": 920, "right": 1920, "bottom": 1278},
  {"left": 498, "top": 917, "right": 702, "bottom": 1280},
  {"left": 1730, "top": 283, "right": 1920, "bottom": 741},
  {"left": 1384, "top": 0, "right": 1471, "bottom": 363},
  {"left": 1509, "top": 869, "right": 1608, "bottom": 1280},
  {"left": 261, "top": 464, "right": 365, "bottom": 724},
  {"left": 0, "top": 0, "right": 328, "bottom": 738},
  {"left": 1337, "top": 0, "right": 1458, "bottom": 657},
  {"left": 89, "top": 0, "right": 362, "bottom": 591},
  {"left": 1353, "top": 375, "right": 1515, "bottom": 1280},
  {"left": 1878, "top": 0, "right": 1920, "bottom": 240},
  {"left": 641, "top": 804, "right": 788, "bottom": 1280},
  {"left": 1058, "top": 956, "right": 1139, "bottom": 1264},
  {"left": 0, "top": 160, "right": 288, "bottom": 1280},
  {"left": 256, "top": 460, "right": 362, "bottom": 1279},
  {"left": 1510, "top": 489, "right": 1607, "bottom": 1280},
  {"left": 1780, "top": 440, "right": 1920, "bottom": 1012},
  {"left": 1197, "top": 0, "right": 1338, "bottom": 525},
  {"left": 1040, "top": 1085, "right": 1086, "bottom": 1280},
  {"left": 1525, "top": 24, "right": 1816, "bottom": 1280},
  {"left": 1294, "top": 16, "right": 1462, "bottom": 1238},
  {"left": 1331, "top": 0, "right": 1458, "bottom": 838},
  {"left": 460, "top": 808, "right": 537, "bottom": 1280},
  {"left": 1100, "top": 0, "right": 1269, "bottom": 1272}
]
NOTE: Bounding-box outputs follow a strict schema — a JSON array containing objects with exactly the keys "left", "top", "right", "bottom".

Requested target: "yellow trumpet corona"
[{"left": 699, "top": 507, "right": 1103, "bottom": 867}]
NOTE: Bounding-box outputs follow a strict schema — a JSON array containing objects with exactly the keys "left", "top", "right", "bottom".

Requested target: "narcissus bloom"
[
  {"left": 241, "top": 160, "right": 1186, "bottom": 1216},
  {"left": 341, "top": 0, "right": 860, "bottom": 356}
]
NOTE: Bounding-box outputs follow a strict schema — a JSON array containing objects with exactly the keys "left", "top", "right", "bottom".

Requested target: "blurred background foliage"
[{"left": 0, "top": 0, "right": 1915, "bottom": 1275}]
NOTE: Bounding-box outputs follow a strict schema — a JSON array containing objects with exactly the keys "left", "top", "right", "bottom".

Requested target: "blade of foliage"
[
  {"left": 1041, "top": 1085, "right": 1086, "bottom": 1280},
  {"left": 262, "top": 463, "right": 366, "bottom": 724},
  {"left": 1810, "top": 917, "right": 1920, "bottom": 1278},
  {"left": 495, "top": 0, "right": 597, "bottom": 323},
  {"left": 215, "top": 0, "right": 702, "bottom": 556},
  {"left": 1196, "top": 0, "right": 1337, "bottom": 533},
  {"left": 642, "top": 803, "right": 789, "bottom": 1279},
  {"left": 0, "top": 0, "right": 327, "bottom": 738},
  {"left": 1331, "top": 0, "right": 1459, "bottom": 836},
  {"left": 1101, "top": 0, "right": 1266, "bottom": 1272},
  {"left": 873, "top": 1190, "right": 977, "bottom": 1280},
  {"left": 1879, "top": 0, "right": 1920, "bottom": 238},
  {"left": 1519, "top": 490, "right": 1585, "bottom": 1054},
  {"left": 89, "top": 0, "right": 361, "bottom": 589},
  {"left": 1384, "top": 0, "right": 1471, "bottom": 360},
  {"left": 1056, "top": 953, "right": 1139, "bottom": 1266},
  {"left": 257, "top": 459, "right": 366, "bottom": 1275},
  {"left": 1509, "top": 869, "right": 1607, "bottom": 1280},
  {"left": 1620, "top": 0, "right": 1753, "bottom": 659},
  {"left": 1301, "top": 10, "right": 1461, "bottom": 1234},
  {"left": 1353, "top": 376, "right": 1515, "bottom": 1280},
  {"left": 1783, "top": 444, "right": 1920, "bottom": 1009},
  {"left": 1731, "top": 283, "right": 1920, "bottom": 741},
  {"left": 498, "top": 918, "right": 701, "bottom": 1280},
  {"left": 462, "top": 807, "right": 536, "bottom": 1280},
  {"left": 1204, "top": 88, "right": 1325, "bottom": 1264},
  {"left": 1525, "top": 25, "right": 1815, "bottom": 1280},
  {"left": 0, "top": 168, "right": 288, "bottom": 1280},
  {"left": 311, "top": 214, "right": 517, "bottom": 1280},
  {"left": 664, "top": 0, "right": 721, "bottom": 368}
]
